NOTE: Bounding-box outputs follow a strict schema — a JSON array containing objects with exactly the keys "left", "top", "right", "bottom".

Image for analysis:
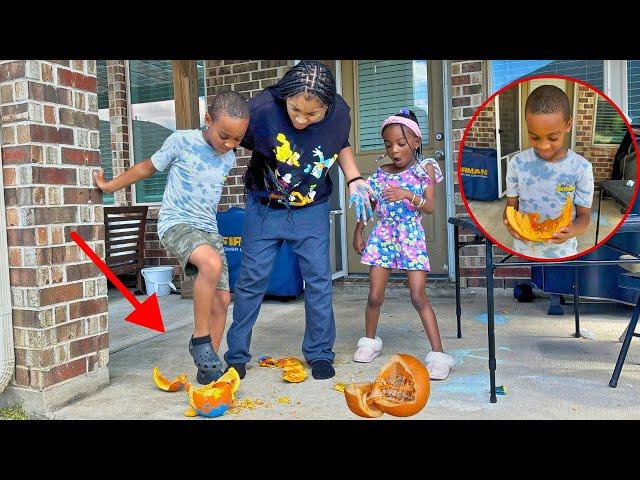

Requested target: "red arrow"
[{"left": 70, "top": 231, "right": 165, "bottom": 333}]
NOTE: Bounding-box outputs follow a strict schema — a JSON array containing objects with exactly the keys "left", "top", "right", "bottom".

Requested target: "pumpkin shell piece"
[
  {"left": 153, "top": 367, "right": 187, "bottom": 392},
  {"left": 344, "top": 382, "right": 384, "bottom": 418}
]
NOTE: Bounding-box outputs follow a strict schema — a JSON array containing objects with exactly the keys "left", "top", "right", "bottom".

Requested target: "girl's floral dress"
[{"left": 361, "top": 157, "right": 443, "bottom": 271}]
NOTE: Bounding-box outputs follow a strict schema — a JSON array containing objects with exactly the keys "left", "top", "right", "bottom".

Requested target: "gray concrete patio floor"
[{"left": 51, "top": 286, "right": 640, "bottom": 420}]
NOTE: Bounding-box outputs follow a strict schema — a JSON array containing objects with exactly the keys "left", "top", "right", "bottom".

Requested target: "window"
[
  {"left": 594, "top": 98, "right": 628, "bottom": 144},
  {"left": 129, "top": 60, "right": 176, "bottom": 204},
  {"left": 97, "top": 60, "right": 114, "bottom": 205},
  {"left": 357, "top": 60, "right": 429, "bottom": 151},
  {"left": 128, "top": 60, "right": 209, "bottom": 204}
]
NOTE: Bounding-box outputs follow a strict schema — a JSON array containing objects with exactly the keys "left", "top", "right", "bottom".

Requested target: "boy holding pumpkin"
[{"left": 503, "top": 84, "right": 594, "bottom": 258}]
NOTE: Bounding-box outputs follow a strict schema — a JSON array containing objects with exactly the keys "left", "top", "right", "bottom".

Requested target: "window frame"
[{"left": 352, "top": 60, "right": 431, "bottom": 155}]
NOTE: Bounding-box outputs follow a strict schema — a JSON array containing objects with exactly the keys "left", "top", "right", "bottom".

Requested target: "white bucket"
[{"left": 141, "top": 267, "right": 177, "bottom": 297}]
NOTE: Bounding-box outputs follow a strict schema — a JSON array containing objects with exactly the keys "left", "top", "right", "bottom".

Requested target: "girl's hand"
[
  {"left": 93, "top": 169, "right": 112, "bottom": 193},
  {"left": 348, "top": 179, "right": 376, "bottom": 224},
  {"left": 353, "top": 233, "right": 365, "bottom": 255},
  {"left": 548, "top": 225, "right": 574, "bottom": 244},
  {"left": 382, "top": 186, "right": 411, "bottom": 203}
]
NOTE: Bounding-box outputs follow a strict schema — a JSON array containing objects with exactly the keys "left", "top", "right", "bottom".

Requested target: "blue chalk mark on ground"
[
  {"left": 435, "top": 372, "right": 489, "bottom": 396},
  {"left": 473, "top": 313, "right": 508, "bottom": 324},
  {"left": 449, "top": 347, "right": 511, "bottom": 365}
]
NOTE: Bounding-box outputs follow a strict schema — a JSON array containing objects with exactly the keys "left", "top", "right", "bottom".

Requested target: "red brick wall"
[
  {"left": 464, "top": 100, "right": 496, "bottom": 148},
  {"left": 573, "top": 85, "right": 617, "bottom": 183},
  {"left": 1, "top": 60, "right": 108, "bottom": 391}
]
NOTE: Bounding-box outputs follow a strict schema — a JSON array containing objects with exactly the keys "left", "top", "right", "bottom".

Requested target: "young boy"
[
  {"left": 503, "top": 84, "right": 594, "bottom": 258},
  {"left": 93, "top": 90, "right": 249, "bottom": 384}
]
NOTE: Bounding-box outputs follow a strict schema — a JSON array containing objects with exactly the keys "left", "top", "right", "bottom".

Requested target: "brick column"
[
  {"left": 0, "top": 60, "right": 109, "bottom": 413},
  {"left": 106, "top": 60, "right": 131, "bottom": 205}
]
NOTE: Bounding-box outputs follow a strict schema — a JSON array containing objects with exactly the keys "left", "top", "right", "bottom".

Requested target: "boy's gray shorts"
[{"left": 160, "top": 223, "right": 230, "bottom": 291}]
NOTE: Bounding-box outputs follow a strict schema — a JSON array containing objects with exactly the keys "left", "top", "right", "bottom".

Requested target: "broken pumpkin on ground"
[
  {"left": 344, "top": 354, "right": 430, "bottom": 418},
  {"left": 506, "top": 195, "right": 573, "bottom": 242},
  {"left": 183, "top": 367, "right": 242, "bottom": 418},
  {"left": 259, "top": 356, "right": 308, "bottom": 383},
  {"left": 153, "top": 367, "right": 242, "bottom": 418},
  {"left": 153, "top": 367, "right": 188, "bottom": 392}
]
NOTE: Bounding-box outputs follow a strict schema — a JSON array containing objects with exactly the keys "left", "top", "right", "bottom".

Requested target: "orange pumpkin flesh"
[
  {"left": 258, "top": 356, "right": 278, "bottom": 368},
  {"left": 187, "top": 381, "right": 233, "bottom": 418},
  {"left": 344, "top": 383, "right": 384, "bottom": 418},
  {"left": 506, "top": 195, "right": 573, "bottom": 241},
  {"left": 370, "top": 354, "right": 430, "bottom": 417},
  {"left": 153, "top": 367, "right": 188, "bottom": 392},
  {"left": 276, "top": 357, "right": 304, "bottom": 368},
  {"left": 214, "top": 367, "right": 240, "bottom": 394},
  {"left": 282, "top": 367, "right": 307, "bottom": 383}
]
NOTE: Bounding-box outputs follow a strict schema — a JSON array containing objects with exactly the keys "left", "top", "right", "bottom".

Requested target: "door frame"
[
  {"left": 443, "top": 60, "right": 456, "bottom": 281},
  {"left": 494, "top": 83, "right": 522, "bottom": 198},
  {"left": 333, "top": 60, "right": 348, "bottom": 280}
]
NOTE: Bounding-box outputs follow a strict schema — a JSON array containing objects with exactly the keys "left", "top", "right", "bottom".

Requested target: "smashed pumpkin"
[
  {"left": 153, "top": 367, "right": 188, "bottom": 392},
  {"left": 276, "top": 357, "right": 304, "bottom": 369},
  {"left": 506, "top": 195, "right": 573, "bottom": 241},
  {"left": 344, "top": 354, "right": 430, "bottom": 418},
  {"left": 186, "top": 381, "right": 233, "bottom": 418},
  {"left": 258, "top": 356, "right": 278, "bottom": 368},
  {"left": 282, "top": 366, "right": 307, "bottom": 383}
]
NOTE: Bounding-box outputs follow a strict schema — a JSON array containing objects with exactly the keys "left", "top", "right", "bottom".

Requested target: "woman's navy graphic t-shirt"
[{"left": 241, "top": 88, "right": 351, "bottom": 208}]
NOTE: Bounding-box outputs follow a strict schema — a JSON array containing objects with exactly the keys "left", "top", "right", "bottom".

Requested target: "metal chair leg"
[{"left": 610, "top": 298, "right": 640, "bottom": 388}]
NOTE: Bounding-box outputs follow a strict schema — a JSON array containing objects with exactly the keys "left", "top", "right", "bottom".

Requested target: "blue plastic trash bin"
[
  {"left": 216, "top": 207, "right": 304, "bottom": 297},
  {"left": 461, "top": 146, "right": 499, "bottom": 201}
]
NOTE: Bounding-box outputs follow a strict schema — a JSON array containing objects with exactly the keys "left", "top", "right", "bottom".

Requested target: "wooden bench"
[{"left": 104, "top": 206, "right": 148, "bottom": 294}]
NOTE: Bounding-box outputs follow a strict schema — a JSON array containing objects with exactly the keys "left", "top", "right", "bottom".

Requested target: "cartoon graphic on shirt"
[
  {"left": 270, "top": 136, "right": 338, "bottom": 207},
  {"left": 289, "top": 185, "right": 317, "bottom": 206},
  {"left": 303, "top": 146, "right": 338, "bottom": 179},
  {"left": 275, "top": 133, "right": 301, "bottom": 167}
]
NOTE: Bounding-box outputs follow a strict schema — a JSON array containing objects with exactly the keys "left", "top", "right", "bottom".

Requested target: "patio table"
[{"left": 449, "top": 214, "right": 640, "bottom": 403}]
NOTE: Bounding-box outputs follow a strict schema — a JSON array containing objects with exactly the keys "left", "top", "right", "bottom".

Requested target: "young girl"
[{"left": 352, "top": 108, "right": 455, "bottom": 380}]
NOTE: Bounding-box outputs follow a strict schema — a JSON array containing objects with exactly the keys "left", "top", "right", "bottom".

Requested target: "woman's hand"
[
  {"left": 348, "top": 179, "right": 376, "bottom": 224},
  {"left": 382, "top": 187, "right": 411, "bottom": 203}
]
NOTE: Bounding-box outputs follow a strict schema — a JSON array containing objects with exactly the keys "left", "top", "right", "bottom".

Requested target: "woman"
[{"left": 223, "top": 60, "right": 374, "bottom": 380}]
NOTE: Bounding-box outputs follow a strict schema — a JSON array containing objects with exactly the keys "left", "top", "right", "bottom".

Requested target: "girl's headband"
[{"left": 380, "top": 114, "right": 421, "bottom": 139}]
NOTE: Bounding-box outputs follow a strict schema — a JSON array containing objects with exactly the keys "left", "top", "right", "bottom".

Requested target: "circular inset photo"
[{"left": 458, "top": 74, "right": 639, "bottom": 261}]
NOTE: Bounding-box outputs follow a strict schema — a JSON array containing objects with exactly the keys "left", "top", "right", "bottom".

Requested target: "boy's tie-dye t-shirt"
[
  {"left": 505, "top": 148, "right": 594, "bottom": 258},
  {"left": 150, "top": 129, "right": 236, "bottom": 239}
]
